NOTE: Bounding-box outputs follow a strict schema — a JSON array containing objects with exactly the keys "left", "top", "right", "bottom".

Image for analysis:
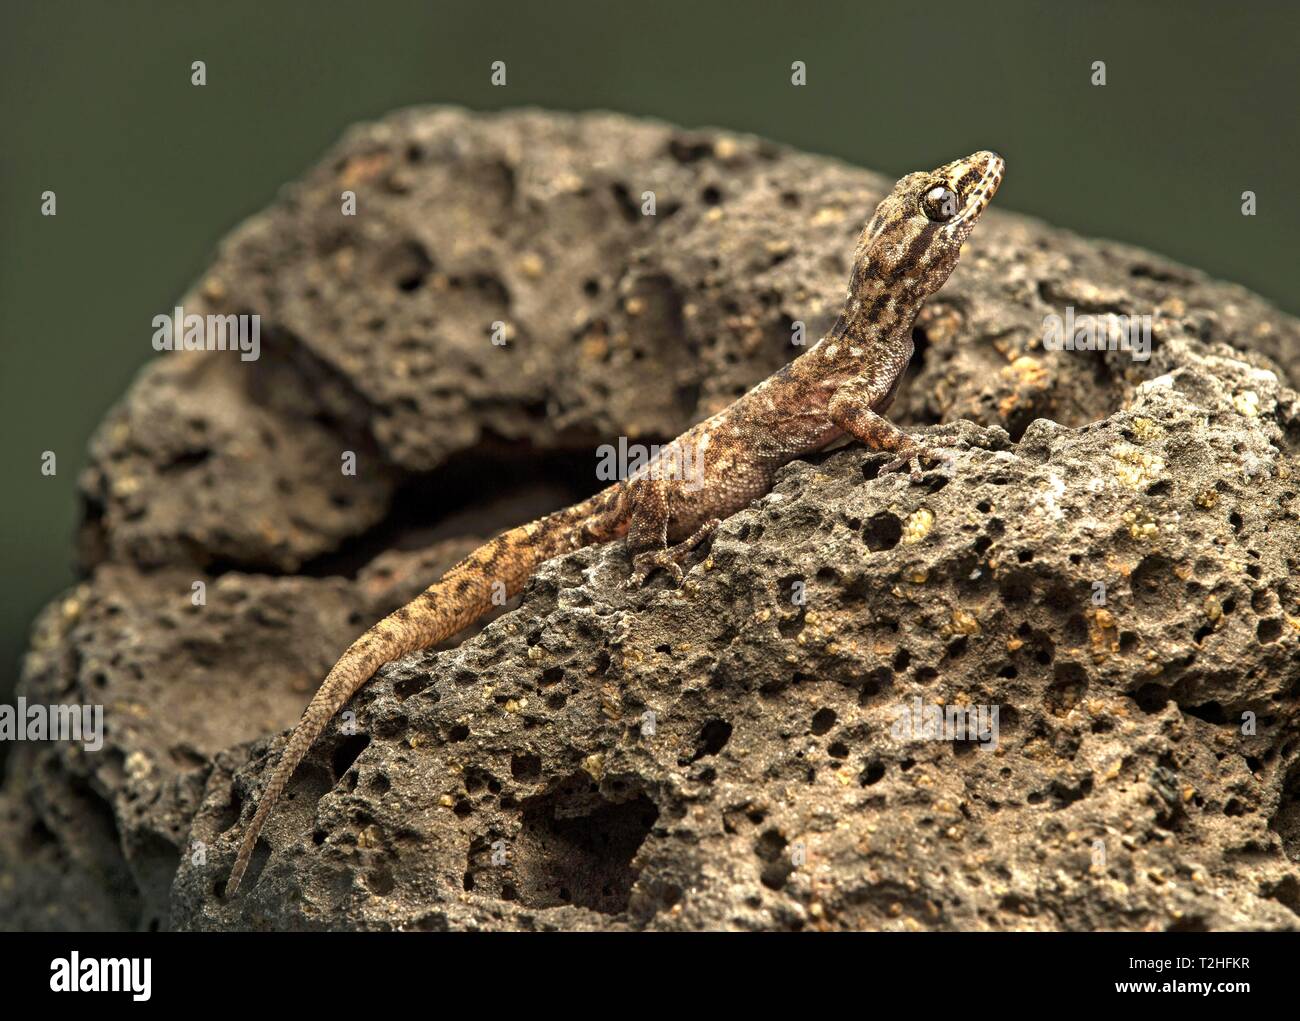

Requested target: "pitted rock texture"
[{"left": 2, "top": 107, "right": 1299, "bottom": 931}]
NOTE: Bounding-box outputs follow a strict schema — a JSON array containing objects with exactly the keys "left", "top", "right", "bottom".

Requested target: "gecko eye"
[{"left": 921, "top": 186, "right": 959, "bottom": 222}]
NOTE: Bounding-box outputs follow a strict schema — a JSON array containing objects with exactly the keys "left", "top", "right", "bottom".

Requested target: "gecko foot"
[
  {"left": 881, "top": 442, "right": 955, "bottom": 482},
  {"left": 627, "top": 553, "right": 683, "bottom": 588},
  {"left": 626, "top": 519, "right": 721, "bottom": 588}
]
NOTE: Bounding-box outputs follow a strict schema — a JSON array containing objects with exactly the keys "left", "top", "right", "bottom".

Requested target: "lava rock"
[{"left": 3, "top": 107, "right": 1299, "bottom": 931}]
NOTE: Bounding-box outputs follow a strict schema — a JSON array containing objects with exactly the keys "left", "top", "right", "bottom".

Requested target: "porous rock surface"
[{"left": 2, "top": 107, "right": 1299, "bottom": 931}]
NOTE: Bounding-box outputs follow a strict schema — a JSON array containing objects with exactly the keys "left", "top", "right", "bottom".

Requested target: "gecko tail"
[
  {"left": 225, "top": 628, "right": 410, "bottom": 896},
  {"left": 224, "top": 486, "right": 626, "bottom": 897},
  {"left": 225, "top": 555, "right": 506, "bottom": 896}
]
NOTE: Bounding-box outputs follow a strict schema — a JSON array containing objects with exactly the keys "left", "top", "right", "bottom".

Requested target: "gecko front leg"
[{"left": 827, "top": 377, "right": 953, "bottom": 481}]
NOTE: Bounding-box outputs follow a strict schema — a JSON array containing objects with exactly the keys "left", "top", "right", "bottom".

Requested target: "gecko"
[{"left": 225, "top": 149, "right": 1004, "bottom": 895}]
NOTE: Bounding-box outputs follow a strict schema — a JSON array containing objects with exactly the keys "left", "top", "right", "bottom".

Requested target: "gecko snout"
[{"left": 936, "top": 150, "right": 1004, "bottom": 222}]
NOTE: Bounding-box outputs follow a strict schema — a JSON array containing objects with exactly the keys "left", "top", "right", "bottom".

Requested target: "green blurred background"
[{"left": 2, "top": 0, "right": 1297, "bottom": 701}]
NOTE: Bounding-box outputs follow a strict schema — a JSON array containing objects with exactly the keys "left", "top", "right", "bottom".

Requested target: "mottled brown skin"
[{"left": 226, "top": 150, "right": 1005, "bottom": 895}]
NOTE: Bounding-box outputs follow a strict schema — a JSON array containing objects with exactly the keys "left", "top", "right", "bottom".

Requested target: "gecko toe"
[
  {"left": 883, "top": 443, "right": 956, "bottom": 482},
  {"left": 881, "top": 452, "right": 914, "bottom": 476}
]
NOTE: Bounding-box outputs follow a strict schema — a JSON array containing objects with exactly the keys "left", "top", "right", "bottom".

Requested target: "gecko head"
[{"left": 850, "top": 150, "right": 1004, "bottom": 301}]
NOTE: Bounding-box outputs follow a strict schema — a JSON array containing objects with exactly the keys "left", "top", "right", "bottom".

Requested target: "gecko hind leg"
[
  {"left": 622, "top": 478, "right": 719, "bottom": 587},
  {"left": 628, "top": 518, "right": 721, "bottom": 587}
]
